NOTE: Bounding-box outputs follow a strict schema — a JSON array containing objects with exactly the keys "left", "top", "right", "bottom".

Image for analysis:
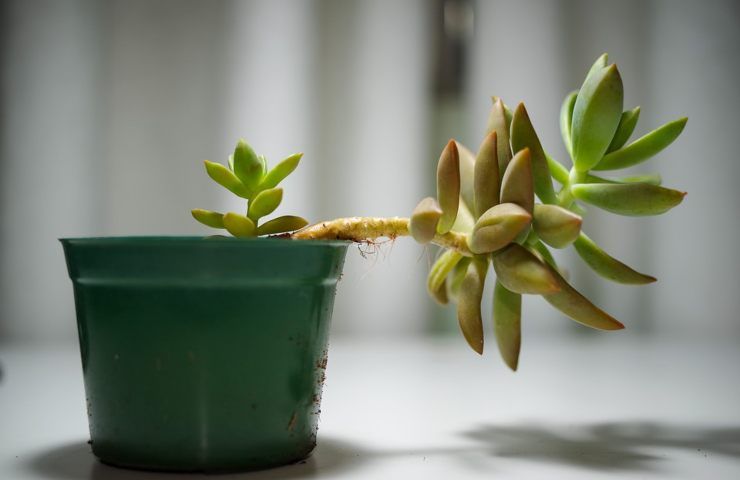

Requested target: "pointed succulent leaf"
[
  {"left": 492, "top": 244, "right": 560, "bottom": 295},
  {"left": 493, "top": 281, "right": 521, "bottom": 371},
  {"left": 233, "top": 140, "right": 264, "bottom": 191},
  {"left": 474, "top": 131, "right": 500, "bottom": 218},
  {"left": 486, "top": 97, "right": 512, "bottom": 175},
  {"left": 455, "top": 141, "right": 476, "bottom": 211},
  {"left": 410, "top": 197, "right": 443, "bottom": 244},
  {"left": 542, "top": 263, "right": 625, "bottom": 330},
  {"left": 256, "top": 215, "right": 309, "bottom": 236},
  {"left": 431, "top": 279, "right": 449, "bottom": 305},
  {"left": 546, "top": 153, "right": 570, "bottom": 185},
  {"left": 585, "top": 53, "right": 609, "bottom": 80},
  {"left": 607, "top": 107, "right": 641, "bottom": 153},
  {"left": 447, "top": 257, "right": 471, "bottom": 301},
  {"left": 228, "top": 154, "right": 234, "bottom": 171},
  {"left": 594, "top": 117, "right": 688, "bottom": 171},
  {"left": 247, "top": 187, "right": 283, "bottom": 221},
  {"left": 457, "top": 258, "right": 487, "bottom": 355},
  {"left": 510, "top": 103, "right": 558, "bottom": 204},
  {"left": 532, "top": 204, "right": 582, "bottom": 248},
  {"left": 427, "top": 249, "right": 463, "bottom": 303},
  {"left": 571, "top": 183, "right": 685, "bottom": 216},
  {"left": 191, "top": 209, "right": 225, "bottom": 229},
  {"left": 452, "top": 200, "right": 475, "bottom": 233},
  {"left": 223, "top": 213, "right": 257, "bottom": 238},
  {"left": 571, "top": 64, "right": 624, "bottom": 171},
  {"left": 559, "top": 90, "right": 578, "bottom": 157},
  {"left": 204, "top": 160, "right": 250, "bottom": 198},
  {"left": 500, "top": 148, "right": 534, "bottom": 213},
  {"left": 573, "top": 232, "right": 656, "bottom": 284},
  {"left": 584, "top": 172, "right": 662, "bottom": 186},
  {"left": 260, "top": 153, "right": 302, "bottom": 190},
  {"left": 436, "top": 140, "right": 460, "bottom": 234},
  {"left": 469, "top": 203, "right": 531, "bottom": 254}
]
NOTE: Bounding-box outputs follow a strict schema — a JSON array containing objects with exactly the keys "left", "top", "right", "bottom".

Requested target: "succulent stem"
[{"left": 292, "top": 217, "right": 473, "bottom": 256}]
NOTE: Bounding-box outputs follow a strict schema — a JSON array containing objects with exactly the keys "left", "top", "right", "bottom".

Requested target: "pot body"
[{"left": 61, "top": 237, "right": 348, "bottom": 472}]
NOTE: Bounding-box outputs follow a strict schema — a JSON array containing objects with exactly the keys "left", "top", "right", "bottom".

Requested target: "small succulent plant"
[
  {"left": 194, "top": 54, "right": 687, "bottom": 370},
  {"left": 191, "top": 141, "right": 309, "bottom": 237}
]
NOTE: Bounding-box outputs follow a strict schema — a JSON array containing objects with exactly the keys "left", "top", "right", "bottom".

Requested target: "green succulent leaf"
[
  {"left": 493, "top": 281, "right": 521, "bottom": 371},
  {"left": 594, "top": 117, "right": 688, "bottom": 171},
  {"left": 233, "top": 140, "right": 265, "bottom": 191},
  {"left": 191, "top": 209, "right": 225, "bottom": 229},
  {"left": 247, "top": 187, "right": 283, "bottom": 221},
  {"left": 431, "top": 279, "right": 449, "bottom": 305},
  {"left": 559, "top": 90, "right": 578, "bottom": 157},
  {"left": 260, "top": 153, "right": 303, "bottom": 190},
  {"left": 573, "top": 232, "right": 656, "bottom": 284},
  {"left": 500, "top": 148, "right": 534, "bottom": 214},
  {"left": 228, "top": 154, "right": 234, "bottom": 171},
  {"left": 457, "top": 258, "right": 487, "bottom": 355},
  {"left": 510, "top": 103, "right": 558, "bottom": 204},
  {"left": 585, "top": 53, "right": 609, "bottom": 79},
  {"left": 542, "top": 263, "right": 625, "bottom": 330},
  {"left": 571, "top": 64, "right": 624, "bottom": 171},
  {"left": 410, "top": 197, "right": 443, "bottom": 244},
  {"left": 606, "top": 106, "right": 641, "bottom": 153},
  {"left": 571, "top": 183, "right": 685, "bottom": 216},
  {"left": 492, "top": 244, "right": 560, "bottom": 295},
  {"left": 486, "top": 97, "right": 512, "bottom": 175},
  {"left": 427, "top": 249, "right": 463, "bottom": 303},
  {"left": 584, "top": 172, "right": 662, "bottom": 186},
  {"left": 470, "top": 203, "right": 531, "bottom": 255},
  {"left": 204, "top": 160, "right": 251, "bottom": 198},
  {"left": 447, "top": 256, "right": 471, "bottom": 301},
  {"left": 546, "top": 153, "right": 570, "bottom": 185},
  {"left": 256, "top": 215, "right": 308, "bottom": 236},
  {"left": 532, "top": 204, "right": 582, "bottom": 248},
  {"left": 436, "top": 140, "right": 461, "bottom": 234},
  {"left": 223, "top": 212, "right": 257, "bottom": 238},
  {"left": 473, "top": 131, "right": 500, "bottom": 218}
]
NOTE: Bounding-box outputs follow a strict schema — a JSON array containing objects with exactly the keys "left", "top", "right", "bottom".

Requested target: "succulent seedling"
[
  {"left": 194, "top": 54, "right": 687, "bottom": 370},
  {"left": 191, "top": 140, "right": 309, "bottom": 237}
]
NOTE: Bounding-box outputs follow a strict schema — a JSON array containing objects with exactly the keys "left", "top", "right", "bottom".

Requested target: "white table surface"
[{"left": 2, "top": 335, "right": 739, "bottom": 479}]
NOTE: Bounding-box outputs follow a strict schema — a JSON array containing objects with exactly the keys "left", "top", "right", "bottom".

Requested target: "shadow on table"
[
  {"left": 27, "top": 421, "right": 740, "bottom": 478},
  {"left": 26, "top": 437, "right": 368, "bottom": 480},
  {"left": 461, "top": 421, "right": 740, "bottom": 472}
]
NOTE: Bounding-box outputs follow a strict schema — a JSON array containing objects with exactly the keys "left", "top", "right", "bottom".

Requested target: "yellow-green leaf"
[
  {"left": 492, "top": 244, "right": 560, "bottom": 295},
  {"left": 455, "top": 141, "right": 476, "bottom": 212},
  {"left": 204, "top": 160, "right": 250, "bottom": 198},
  {"left": 493, "top": 281, "right": 521, "bottom": 371},
  {"left": 256, "top": 215, "right": 308, "bottom": 236},
  {"left": 410, "top": 197, "right": 443, "bottom": 244},
  {"left": 532, "top": 204, "right": 582, "bottom": 248},
  {"left": 223, "top": 213, "right": 256, "bottom": 238},
  {"left": 594, "top": 117, "right": 688, "bottom": 171},
  {"left": 546, "top": 153, "right": 570, "bottom": 185},
  {"left": 260, "top": 153, "right": 303, "bottom": 189},
  {"left": 191, "top": 209, "right": 224, "bottom": 229},
  {"left": 559, "top": 90, "right": 578, "bottom": 158},
  {"left": 542, "top": 263, "right": 625, "bottom": 330},
  {"left": 427, "top": 249, "right": 463, "bottom": 303},
  {"left": 436, "top": 140, "right": 460, "bottom": 234},
  {"left": 510, "top": 103, "right": 558, "bottom": 204},
  {"left": 469, "top": 203, "right": 531, "bottom": 254},
  {"left": 457, "top": 259, "right": 487, "bottom": 354},
  {"left": 500, "top": 148, "right": 534, "bottom": 214},
  {"left": 573, "top": 232, "right": 656, "bottom": 284},
  {"left": 247, "top": 187, "right": 283, "bottom": 221},
  {"left": 474, "top": 131, "right": 500, "bottom": 218},
  {"left": 447, "top": 257, "right": 471, "bottom": 301},
  {"left": 606, "top": 106, "right": 641, "bottom": 153},
  {"left": 486, "top": 97, "right": 512, "bottom": 175},
  {"left": 571, "top": 64, "right": 624, "bottom": 171},
  {"left": 571, "top": 183, "right": 686, "bottom": 216},
  {"left": 232, "top": 140, "right": 264, "bottom": 190}
]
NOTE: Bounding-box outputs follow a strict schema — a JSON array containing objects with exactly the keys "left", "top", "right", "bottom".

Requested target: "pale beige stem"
[{"left": 291, "top": 217, "right": 472, "bottom": 256}]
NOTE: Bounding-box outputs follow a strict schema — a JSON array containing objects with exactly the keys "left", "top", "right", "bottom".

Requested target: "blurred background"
[{"left": 1, "top": 0, "right": 739, "bottom": 346}]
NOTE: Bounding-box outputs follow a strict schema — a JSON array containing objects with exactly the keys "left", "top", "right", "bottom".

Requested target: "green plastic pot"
[{"left": 60, "top": 236, "right": 348, "bottom": 472}]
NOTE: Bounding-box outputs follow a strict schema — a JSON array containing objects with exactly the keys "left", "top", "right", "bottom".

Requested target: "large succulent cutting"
[
  {"left": 194, "top": 54, "right": 687, "bottom": 370},
  {"left": 408, "top": 54, "right": 686, "bottom": 369}
]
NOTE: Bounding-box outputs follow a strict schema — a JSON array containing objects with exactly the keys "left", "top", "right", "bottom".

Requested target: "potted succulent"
[{"left": 62, "top": 53, "right": 686, "bottom": 472}]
